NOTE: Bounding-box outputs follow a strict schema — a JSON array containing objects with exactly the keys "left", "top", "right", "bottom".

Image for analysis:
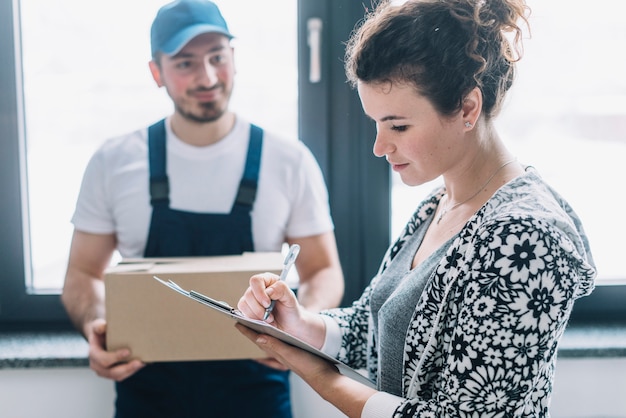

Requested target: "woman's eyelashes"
[{"left": 391, "top": 124, "right": 409, "bottom": 132}]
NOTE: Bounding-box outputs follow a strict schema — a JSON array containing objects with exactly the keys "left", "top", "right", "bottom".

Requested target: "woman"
[{"left": 236, "top": 0, "right": 596, "bottom": 416}]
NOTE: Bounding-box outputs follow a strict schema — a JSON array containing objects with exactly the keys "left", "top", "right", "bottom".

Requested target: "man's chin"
[{"left": 177, "top": 108, "right": 226, "bottom": 124}]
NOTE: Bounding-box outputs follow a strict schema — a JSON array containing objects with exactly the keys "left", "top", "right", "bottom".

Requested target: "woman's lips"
[{"left": 389, "top": 161, "right": 408, "bottom": 172}]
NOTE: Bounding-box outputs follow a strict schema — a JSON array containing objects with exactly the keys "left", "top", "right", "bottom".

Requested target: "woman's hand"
[
  {"left": 238, "top": 272, "right": 302, "bottom": 333},
  {"left": 237, "top": 272, "right": 327, "bottom": 349},
  {"left": 235, "top": 323, "right": 340, "bottom": 382},
  {"left": 236, "top": 323, "right": 377, "bottom": 418}
]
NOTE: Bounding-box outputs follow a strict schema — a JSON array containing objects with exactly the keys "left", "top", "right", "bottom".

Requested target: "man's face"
[{"left": 152, "top": 32, "right": 235, "bottom": 123}]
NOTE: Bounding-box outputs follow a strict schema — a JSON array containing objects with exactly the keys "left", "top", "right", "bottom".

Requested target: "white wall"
[
  {"left": 0, "top": 368, "right": 115, "bottom": 418},
  {"left": 1, "top": 359, "right": 625, "bottom": 418},
  {"left": 549, "top": 358, "right": 626, "bottom": 418}
]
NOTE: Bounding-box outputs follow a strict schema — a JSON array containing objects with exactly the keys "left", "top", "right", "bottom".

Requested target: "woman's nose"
[{"left": 372, "top": 132, "right": 393, "bottom": 158}]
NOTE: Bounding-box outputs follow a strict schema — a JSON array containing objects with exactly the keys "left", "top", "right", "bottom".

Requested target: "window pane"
[
  {"left": 391, "top": 0, "right": 624, "bottom": 281},
  {"left": 20, "top": 0, "right": 297, "bottom": 291}
]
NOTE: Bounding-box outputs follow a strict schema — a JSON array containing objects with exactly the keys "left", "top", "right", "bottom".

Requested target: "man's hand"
[{"left": 86, "top": 318, "right": 145, "bottom": 382}]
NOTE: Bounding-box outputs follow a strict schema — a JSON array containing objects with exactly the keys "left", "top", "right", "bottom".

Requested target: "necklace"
[{"left": 436, "top": 158, "right": 517, "bottom": 224}]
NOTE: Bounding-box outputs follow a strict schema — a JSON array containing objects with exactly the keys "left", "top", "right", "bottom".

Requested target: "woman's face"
[{"left": 357, "top": 80, "right": 465, "bottom": 187}]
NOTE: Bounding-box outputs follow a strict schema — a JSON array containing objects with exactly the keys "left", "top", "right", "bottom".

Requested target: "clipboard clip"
[{"left": 153, "top": 276, "right": 243, "bottom": 316}]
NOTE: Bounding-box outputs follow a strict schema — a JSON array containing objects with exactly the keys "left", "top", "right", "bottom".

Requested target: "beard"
[
  {"left": 175, "top": 101, "right": 226, "bottom": 124},
  {"left": 172, "top": 83, "right": 232, "bottom": 124}
]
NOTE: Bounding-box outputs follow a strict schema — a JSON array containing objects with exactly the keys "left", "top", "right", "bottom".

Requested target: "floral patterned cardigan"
[{"left": 322, "top": 170, "right": 596, "bottom": 417}]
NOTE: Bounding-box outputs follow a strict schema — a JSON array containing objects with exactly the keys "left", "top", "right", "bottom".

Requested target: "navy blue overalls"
[{"left": 114, "top": 119, "right": 292, "bottom": 418}]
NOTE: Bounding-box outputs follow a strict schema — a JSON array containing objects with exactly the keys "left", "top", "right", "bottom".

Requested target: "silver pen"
[{"left": 263, "top": 244, "right": 300, "bottom": 320}]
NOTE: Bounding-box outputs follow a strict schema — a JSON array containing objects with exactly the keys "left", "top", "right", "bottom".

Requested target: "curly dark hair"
[{"left": 345, "top": 0, "right": 530, "bottom": 119}]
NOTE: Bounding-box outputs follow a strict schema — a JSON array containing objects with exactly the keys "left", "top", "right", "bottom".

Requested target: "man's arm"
[
  {"left": 288, "top": 231, "right": 344, "bottom": 312},
  {"left": 61, "top": 230, "right": 116, "bottom": 337},
  {"left": 61, "top": 229, "right": 145, "bottom": 381}
]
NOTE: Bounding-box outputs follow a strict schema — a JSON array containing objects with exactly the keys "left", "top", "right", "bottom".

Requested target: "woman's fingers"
[{"left": 239, "top": 273, "right": 295, "bottom": 320}]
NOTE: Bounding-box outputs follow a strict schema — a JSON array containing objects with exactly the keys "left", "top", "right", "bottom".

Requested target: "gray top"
[{"left": 370, "top": 216, "right": 455, "bottom": 395}]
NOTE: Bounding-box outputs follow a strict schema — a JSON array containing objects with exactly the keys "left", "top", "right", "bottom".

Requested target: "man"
[{"left": 60, "top": 1, "right": 344, "bottom": 416}]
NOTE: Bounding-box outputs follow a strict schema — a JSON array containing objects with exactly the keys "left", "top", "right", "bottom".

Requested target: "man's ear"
[
  {"left": 148, "top": 60, "right": 164, "bottom": 87},
  {"left": 461, "top": 87, "right": 483, "bottom": 128},
  {"left": 231, "top": 47, "right": 236, "bottom": 75}
]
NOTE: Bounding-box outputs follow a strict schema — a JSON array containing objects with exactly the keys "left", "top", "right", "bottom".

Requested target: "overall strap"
[
  {"left": 234, "top": 124, "right": 263, "bottom": 207},
  {"left": 147, "top": 119, "right": 169, "bottom": 206}
]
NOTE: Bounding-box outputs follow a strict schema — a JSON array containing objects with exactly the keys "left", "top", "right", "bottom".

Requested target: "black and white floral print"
[{"left": 323, "top": 169, "right": 596, "bottom": 417}]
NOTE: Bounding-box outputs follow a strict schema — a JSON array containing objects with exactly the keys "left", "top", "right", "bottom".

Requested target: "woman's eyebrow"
[
  {"left": 380, "top": 115, "right": 408, "bottom": 122},
  {"left": 363, "top": 113, "right": 407, "bottom": 122}
]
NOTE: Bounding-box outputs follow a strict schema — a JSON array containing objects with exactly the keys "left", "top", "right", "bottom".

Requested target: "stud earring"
[{"left": 464, "top": 121, "right": 473, "bottom": 128}]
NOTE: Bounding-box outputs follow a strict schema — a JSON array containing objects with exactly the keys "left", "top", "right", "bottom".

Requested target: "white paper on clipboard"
[{"left": 153, "top": 276, "right": 376, "bottom": 388}]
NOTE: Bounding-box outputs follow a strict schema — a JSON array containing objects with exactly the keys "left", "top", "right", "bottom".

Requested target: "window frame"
[
  {"left": 0, "top": 0, "right": 623, "bottom": 330},
  {"left": 297, "top": 0, "right": 391, "bottom": 307},
  {"left": 0, "top": 0, "right": 69, "bottom": 328}
]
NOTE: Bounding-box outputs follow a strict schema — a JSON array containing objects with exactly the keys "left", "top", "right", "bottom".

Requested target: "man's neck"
[{"left": 169, "top": 112, "right": 236, "bottom": 147}]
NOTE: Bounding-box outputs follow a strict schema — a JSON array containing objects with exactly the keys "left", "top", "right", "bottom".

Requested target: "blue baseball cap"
[{"left": 150, "top": 0, "right": 233, "bottom": 57}]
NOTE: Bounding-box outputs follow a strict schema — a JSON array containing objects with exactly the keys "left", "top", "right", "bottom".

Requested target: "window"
[
  {"left": 389, "top": 0, "right": 626, "bottom": 321},
  {"left": 0, "top": 0, "right": 297, "bottom": 325},
  {"left": 1, "top": 0, "right": 623, "bottom": 327},
  {"left": 391, "top": 0, "right": 626, "bottom": 284}
]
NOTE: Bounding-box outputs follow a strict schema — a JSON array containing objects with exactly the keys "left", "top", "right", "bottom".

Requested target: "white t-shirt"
[{"left": 71, "top": 116, "right": 334, "bottom": 258}]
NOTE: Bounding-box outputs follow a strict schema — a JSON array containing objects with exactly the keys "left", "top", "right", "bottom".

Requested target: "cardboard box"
[{"left": 105, "top": 252, "right": 284, "bottom": 362}]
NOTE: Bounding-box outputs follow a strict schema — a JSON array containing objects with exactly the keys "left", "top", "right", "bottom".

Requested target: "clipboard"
[{"left": 153, "top": 276, "right": 376, "bottom": 388}]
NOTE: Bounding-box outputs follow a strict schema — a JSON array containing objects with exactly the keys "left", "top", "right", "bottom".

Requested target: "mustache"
[{"left": 189, "top": 84, "right": 223, "bottom": 94}]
